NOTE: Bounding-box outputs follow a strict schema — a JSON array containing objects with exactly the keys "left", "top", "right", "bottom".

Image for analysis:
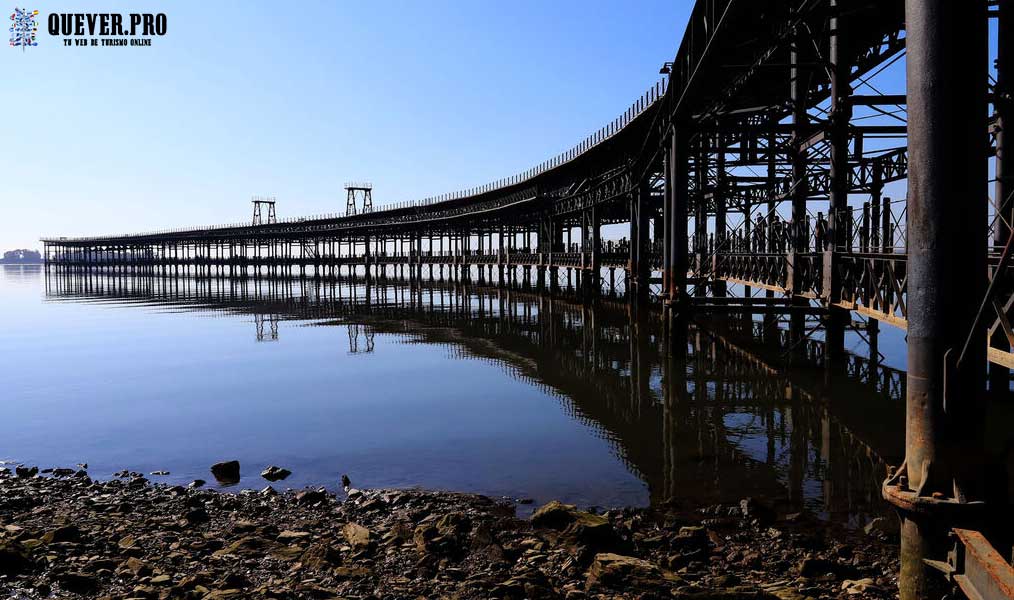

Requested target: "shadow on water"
[{"left": 29, "top": 270, "right": 906, "bottom": 526}]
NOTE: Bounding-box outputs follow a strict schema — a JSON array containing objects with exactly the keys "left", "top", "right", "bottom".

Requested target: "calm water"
[{"left": 1, "top": 265, "right": 908, "bottom": 524}]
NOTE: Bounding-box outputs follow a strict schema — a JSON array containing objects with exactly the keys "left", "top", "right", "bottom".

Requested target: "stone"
[
  {"left": 213, "top": 536, "right": 270, "bottom": 558},
  {"left": 15, "top": 465, "right": 38, "bottom": 478},
  {"left": 189, "top": 479, "right": 206, "bottom": 488},
  {"left": 530, "top": 501, "right": 622, "bottom": 559},
  {"left": 0, "top": 540, "right": 33, "bottom": 575},
  {"left": 300, "top": 543, "right": 342, "bottom": 570},
  {"left": 185, "top": 507, "right": 210, "bottom": 525},
  {"left": 210, "top": 460, "right": 240, "bottom": 483},
  {"left": 864, "top": 517, "right": 896, "bottom": 537},
  {"left": 58, "top": 571, "right": 99, "bottom": 594},
  {"left": 42, "top": 524, "right": 81, "bottom": 544},
  {"left": 294, "top": 488, "right": 328, "bottom": 506},
  {"left": 585, "top": 553, "right": 676, "bottom": 590},
  {"left": 121, "top": 557, "right": 152, "bottom": 577},
  {"left": 797, "top": 557, "right": 859, "bottom": 579},
  {"left": 531, "top": 500, "right": 583, "bottom": 529},
  {"left": 150, "top": 470, "right": 170, "bottom": 476},
  {"left": 276, "top": 530, "right": 311, "bottom": 543},
  {"left": 342, "top": 522, "right": 373, "bottom": 550},
  {"left": 842, "top": 578, "right": 884, "bottom": 595},
  {"left": 740, "top": 497, "right": 776, "bottom": 524},
  {"left": 261, "top": 465, "right": 291, "bottom": 481}
]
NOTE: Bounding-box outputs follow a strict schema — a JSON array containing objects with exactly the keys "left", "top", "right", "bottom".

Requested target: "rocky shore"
[{"left": 0, "top": 465, "right": 899, "bottom": 599}]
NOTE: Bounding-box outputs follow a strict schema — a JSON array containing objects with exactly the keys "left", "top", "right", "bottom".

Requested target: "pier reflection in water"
[{"left": 3, "top": 266, "right": 904, "bottom": 525}]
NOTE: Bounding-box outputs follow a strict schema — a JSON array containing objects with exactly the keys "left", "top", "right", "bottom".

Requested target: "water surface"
[{"left": 1, "top": 266, "right": 906, "bottom": 524}]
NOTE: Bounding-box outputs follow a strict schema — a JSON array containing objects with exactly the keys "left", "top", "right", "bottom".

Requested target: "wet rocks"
[
  {"left": 342, "top": 522, "right": 373, "bottom": 550},
  {"left": 184, "top": 507, "right": 210, "bottom": 525},
  {"left": 0, "top": 540, "right": 33, "bottom": 575},
  {"left": 210, "top": 460, "right": 240, "bottom": 484},
  {"left": 189, "top": 478, "right": 206, "bottom": 488},
  {"left": 0, "top": 468, "right": 900, "bottom": 600},
  {"left": 294, "top": 487, "right": 329, "bottom": 506},
  {"left": 41, "top": 524, "right": 80, "bottom": 544},
  {"left": 14, "top": 465, "right": 37, "bottom": 478},
  {"left": 586, "top": 552, "right": 676, "bottom": 590},
  {"left": 57, "top": 571, "right": 98, "bottom": 594},
  {"left": 260, "top": 465, "right": 291, "bottom": 481},
  {"left": 740, "top": 497, "right": 776, "bottom": 525},
  {"left": 530, "top": 500, "right": 623, "bottom": 560}
]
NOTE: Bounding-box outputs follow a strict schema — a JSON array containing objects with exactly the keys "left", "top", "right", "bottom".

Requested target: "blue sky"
[{"left": 1, "top": 0, "right": 690, "bottom": 249}]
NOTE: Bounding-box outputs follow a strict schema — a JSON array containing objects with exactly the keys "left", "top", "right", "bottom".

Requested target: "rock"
[
  {"left": 150, "top": 470, "right": 170, "bottom": 476},
  {"left": 342, "top": 522, "right": 373, "bottom": 550},
  {"left": 185, "top": 507, "right": 210, "bottom": 525},
  {"left": 52, "top": 467, "right": 75, "bottom": 477},
  {"left": 118, "top": 535, "right": 138, "bottom": 550},
  {"left": 341, "top": 474, "right": 351, "bottom": 490},
  {"left": 203, "top": 590, "right": 244, "bottom": 599},
  {"left": 0, "top": 540, "right": 33, "bottom": 575},
  {"left": 530, "top": 501, "right": 622, "bottom": 559},
  {"left": 210, "top": 460, "right": 240, "bottom": 483},
  {"left": 864, "top": 516, "right": 896, "bottom": 537},
  {"left": 213, "top": 536, "right": 271, "bottom": 558},
  {"left": 797, "top": 557, "right": 859, "bottom": 579},
  {"left": 294, "top": 488, "right": 328, "bottom": 506},
  {"left": 436, "top": 512, "right": 471, "bottom": 538},
  {"left": 842, "top": 578, "right": 884, "bottom": 595},
  {"left": 42, "top": 524, "right": 81, "bottom": 544},
  {"left": 276, "top": 530, "right": 311, "bottom": 543},
  {"left": 260, "top": 485, "right": 278, "bottom": 496},
  {"left": 531, "top": 500, "right": 583, "bottom": 529},
  {"left": 15, "top": 465, "right": 38, "bottom": 478},
  {"left": 189, "top": 479, "right": 206, "bottom": 488},
  {"left": 120, "top": 557, "right": 152, "bottom": 577},
  {"left": 58, "top": 571, "right": 98, "bottom": 594},
  {"left": 585, "top": 553, "right": 676, "bottom": 590},
  {"left": 300, "top": 543, "right": 342, "bottom": 570},
  {"left": 261, "top": 465, "right": 291, "bottom": 481},
  {"left": 740, "top": 497, "right": 776, "bottom": 524}
]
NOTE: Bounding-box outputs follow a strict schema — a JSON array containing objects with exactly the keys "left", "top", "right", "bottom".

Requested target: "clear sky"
[{"left": 1, "top": 0, "right": 691, "bottom": 249}]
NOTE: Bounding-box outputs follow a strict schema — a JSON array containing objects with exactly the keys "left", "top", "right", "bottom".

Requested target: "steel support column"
[
  {"left": 825, "top": 0, "right": 852, "bottom": 360},
  {"left": 668, "top": 132, "right": 689, "bottom": 307},
  {"left": 884, "top": 3, "right": 989, "bottom": 600}
]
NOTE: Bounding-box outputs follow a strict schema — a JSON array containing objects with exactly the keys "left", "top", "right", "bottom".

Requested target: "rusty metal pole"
[
  {"left": 789, "top": 25, "right": 810, "bottom": 347},
  {"left": 670, "top": 131, "right": 689, "bottom": 306},
  {"left": 663, "top": 148, "right": 672, "bottom": 297},
  {"left": 884, "top": 2, "right": 989, "bottom": 600},
  {"left": 825, "top": 0, "right": 851, "bottom": 361},
  {"left": 637, "top": 179, "right": 651, "bottom": 301},
  {"left": 694, "top": 139, "right": 708, "bottom": 297},
  {"left": 990, "top": 0, "right": 1013, "bottom": 397},
  {"left": 714, "top": 143, "right": 727, "bottom": 297}
]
